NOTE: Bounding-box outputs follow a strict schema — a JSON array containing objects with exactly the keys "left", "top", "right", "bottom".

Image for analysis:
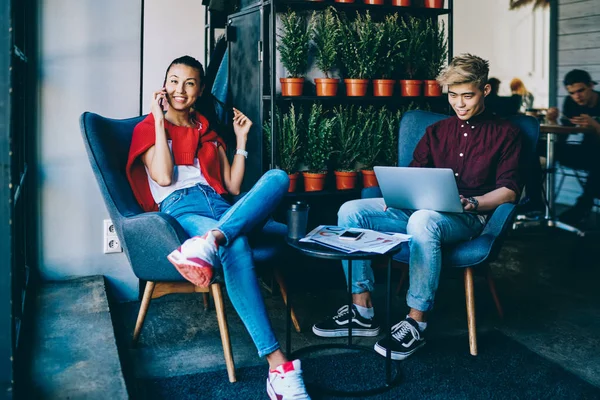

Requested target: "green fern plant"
[
  {"left": 278, "top": 10, "right": 312, "bottom": 78},
  {"left": 337, "top": 12, "right": 379, "bottom": 79},
  {"left": 424, "top": 19, "right": 448, "bottom": 79},
  {"left": 376, "top": 14, "right": 405, "bottom": 79},
  {"left": 264, "top": 105, "right": 302, "bottom": 174},
  {"left": 332, "top": 105, "right": 363, "bottom": 171},
  {"left": 400, "top": 16, "right": 428, "bottom": 80},
  {"left": 359, "top": 106, "right": 385, "bottom": 169},
  {"left": 311, "top": 8, "right": 340, "bottom": 78},
  {"left": 378, "top": 108, "right": 401, "bottom": 167},
  {"left": 304, "top": 103, "right": 334, "bottom": 173}
]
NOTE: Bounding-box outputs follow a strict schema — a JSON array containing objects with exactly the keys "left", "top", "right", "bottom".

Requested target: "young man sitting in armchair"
[{"left": 312, "top": 54, "right": 524, "bottom": 360}]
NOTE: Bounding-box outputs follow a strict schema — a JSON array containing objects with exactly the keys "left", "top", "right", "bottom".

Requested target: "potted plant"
[
  {"left": 311, "top": 8, "right": 341, "bottom": 97},
  {"left": 277, "top": 10, "right": 312, "bottom": 96},
  {"left": 399, "top": 16, "right": 427, "bottom": 97},
  {"left": 337, "top": 12, "right": 379, "bottom": 97},
  {"left": 332, "top": 105, "right": 363, "bottom": 189},
  {"left": 377, "top": 109, "right": 401, "bottom": 167},
  {"left": 423, "top": 19, "right": 447, "bottom": 97},
  {"left": 424, "top": 0, "right": 444, "bottom": 8},
  {"left": 303, "top": 103, "right": 334, "bottom": 192},
  {"left": 373, "top": 14, "right": 404, "bottom": 97},
  {"left": 264, "top": 106, "right": 302, "bottom": 192},
  {"left": 358, "top": 106, "right": 384, "bottom": 187},
  {"left": 392, "top": 0, "right": 411, "bottom": 6}
]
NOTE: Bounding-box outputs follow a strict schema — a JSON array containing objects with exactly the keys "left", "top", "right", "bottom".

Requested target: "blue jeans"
[
  {"left": 338, "top": 198, "right": 484, "bottom": 312},
  {"left": 160, "top": 169, "right": 289, "bottom": 357}
]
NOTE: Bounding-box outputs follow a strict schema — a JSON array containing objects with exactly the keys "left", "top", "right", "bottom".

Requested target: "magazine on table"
[{"left": 300, "top": 225, "right": 411, "bottom": 254}]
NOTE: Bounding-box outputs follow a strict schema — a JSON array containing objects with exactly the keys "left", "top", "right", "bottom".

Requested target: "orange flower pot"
[
  {"left": 334, "top": 171, "right": 358, "bottom": 190},
  {"left": 302, "top": 171, "right": 327, "bottom": 192},
  {"left": 344, "top": 79, "right": 369, "bottom": 97},
  {"left": 364, "top": 0, "right": 384, "bottom": 4},
  {"left": 399, "top": 80, "right": 423, "bottom": 97},
  {"left": 314, "top": 78, "right": 340, "bottom": 97},
  {"left": 280, "top": 78, "right": 304, "bottom": 97},
  {"left": 288, "top": 172, "right": 299, "bottom": 193},
  {"left": 391, "top": 0, "right": 411, "bottom": 5},
  {"left": 424, "top": 0, "right": 444, "bottom": 8},
  {"left": 334, "top": 0, "right": 355, "bottom": 3},
  {"left": 373, "top": 79, "right": 396, "bottom": 97},
  {"left": 361, "top": 169, "right": 379, "bottom": 188},
  {"left": 424, "top": 80, "right": 442, "bottom": 97}
]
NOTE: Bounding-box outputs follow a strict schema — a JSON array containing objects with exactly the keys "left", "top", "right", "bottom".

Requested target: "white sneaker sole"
[
  {"left": 312, "top": 325, "right": 380, "bottom": 338},
  {"left": 373, "top": 340, "right": 425, "bottom": 360}
]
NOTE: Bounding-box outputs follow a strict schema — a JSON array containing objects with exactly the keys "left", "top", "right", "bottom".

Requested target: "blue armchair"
[
  {"left": 363, "top": 110, "right": 539, "bottom": 355},
  {"left": 79, "top": 112, "right": 299, "bottom": 383}
]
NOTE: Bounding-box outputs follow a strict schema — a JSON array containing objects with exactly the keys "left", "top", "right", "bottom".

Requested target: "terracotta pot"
[
  {"left": 314, "top": 78, "right": 340, "bottom": 97},
  {"left": 361, "top": 169, "right": 379, "bottom": 188},
  {"left": 391, "top": 0, "right": 411, "bottom": 5},
  {"left": 364, "top": 0, "right": 384, "bottom": 4},
  {"left": 288, "top": 172, "right": 299, "bottom": 193},
  {"left": 334, "top": 0, "right": 355, "bottom": 3},
  {"left": 399, "top": 79, "right": 423, "bottom": 97},
  {"left": 344, "top": 79, "right": 369, "bottom": 97},
  {"left": 334, "top": 171, "right": 358, "bottom": 190},
  {"left": 280, "top": 78, "right": 304, "bottom": 97},
  {"left": 302, "top": 171, "right": 327, "bottom": 192},
  {"left": 424, "top": 0, "right": 444, "bottom": 8},
  {"left": 373, "top": 79, "right": 395, "bottom": 97},
  {"left": 424, "top": 80, "right": 442, "bottom": 97}
]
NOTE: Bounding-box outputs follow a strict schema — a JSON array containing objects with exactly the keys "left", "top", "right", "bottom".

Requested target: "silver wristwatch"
[{"left": 467, "top": 196, "right": 479, "bottom": 210}]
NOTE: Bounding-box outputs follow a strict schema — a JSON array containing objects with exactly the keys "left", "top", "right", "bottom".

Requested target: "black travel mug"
[{"left": 287, "top": 201, "right": 309, "bottom": 240}]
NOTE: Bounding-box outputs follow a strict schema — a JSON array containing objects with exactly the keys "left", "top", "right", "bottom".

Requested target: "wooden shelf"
[
  {"left": 263, "top": 95, "right": 448, "bottom": 102},
  {"left": 264, "top": 0, "right": 451, "bottom": 16}
]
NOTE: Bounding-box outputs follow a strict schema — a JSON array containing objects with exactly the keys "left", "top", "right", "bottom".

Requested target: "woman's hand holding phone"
[{"left": 151, "top": 88, "right": 167, "bottom": 122}]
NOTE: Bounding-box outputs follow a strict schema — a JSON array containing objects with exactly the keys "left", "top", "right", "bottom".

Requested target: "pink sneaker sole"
[{"left": 167, "top": 248, "right": 214, "bottom": 288}]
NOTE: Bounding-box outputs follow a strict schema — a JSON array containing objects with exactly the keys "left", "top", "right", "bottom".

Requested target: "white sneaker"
[
  {"left": 267, "top": 360, "right": 311, "bottom": 400},
  {"left": 167, "top": 232, "right": 219, "bottom": 287}
]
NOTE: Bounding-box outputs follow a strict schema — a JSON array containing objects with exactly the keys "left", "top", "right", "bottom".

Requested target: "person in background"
[
  {"left": 510, "top": 78, "right": 535, "bottom": 113},
  {"left": 546, "top": 69, "right": 600, "bottom": 225},
  {"left": 126, "top": 55, "right": 310, "bottom": 400},
  {"left": 486, "top": 77, "right": 521, "bottom": 117},
  {"left": 312, "top": 54, "right": 523, "bottom": 361}
]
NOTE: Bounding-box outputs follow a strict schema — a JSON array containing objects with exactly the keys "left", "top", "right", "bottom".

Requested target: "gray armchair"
[
  {"left": 364, "top": 110, "right": 540, "bottom": 355},
  {"left": 79, "top": 112, "right": 298, "bottom": 383}
]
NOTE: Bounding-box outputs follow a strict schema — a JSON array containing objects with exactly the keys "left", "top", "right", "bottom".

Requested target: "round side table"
[{"left": 285, "top": 237, "right": 403, "bottom": 397}]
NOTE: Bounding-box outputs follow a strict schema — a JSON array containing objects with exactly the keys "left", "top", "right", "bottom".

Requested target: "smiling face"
[
  {"left": 448, "top": 82, "right": 490, "bottom": 120},
  {"left": 164, "top": 63, "right": 204, "bottom": 112},
  {"left": 566, "top": 82, "right": 595, "bottom": 107}
]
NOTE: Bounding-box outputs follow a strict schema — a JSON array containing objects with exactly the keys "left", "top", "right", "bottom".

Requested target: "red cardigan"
[{"left": 126, "top": 112, "right": 227, "bottom": 212}]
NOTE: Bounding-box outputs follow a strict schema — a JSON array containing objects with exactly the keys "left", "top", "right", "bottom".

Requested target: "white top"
[{"left": 146, "top": 140, "right": 210, "bottom": 204}]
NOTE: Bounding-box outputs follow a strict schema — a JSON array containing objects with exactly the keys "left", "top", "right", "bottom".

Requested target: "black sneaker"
[
  {"left": 312, "top": 305, "right": 380, "bottom": 338},
  {"left": 374, "top": 317, "right": 425, "bottom": 360}
]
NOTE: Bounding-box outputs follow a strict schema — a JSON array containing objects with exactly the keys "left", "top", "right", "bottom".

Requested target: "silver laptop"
[{"left": 373, "top": 166, "right": 464, "bottom": 213}]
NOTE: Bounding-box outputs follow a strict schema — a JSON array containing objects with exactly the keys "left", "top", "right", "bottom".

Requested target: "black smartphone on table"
[{"left": 339, "top": 230, "right": 365, "bottom": 241}]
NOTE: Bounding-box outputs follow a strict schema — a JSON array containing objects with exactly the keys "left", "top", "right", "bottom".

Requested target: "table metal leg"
[
  {"left": 286, "top": 284, "right": 292, "bottom": 356},
  {"left": 347, "top": 259, "right": 353, "bottom": 346},
  {"left": 513, "top": 132, "right": 586, "bottom": 237},
  {"left": 386, "top": 256, "right": 392, "bottom": 385}
]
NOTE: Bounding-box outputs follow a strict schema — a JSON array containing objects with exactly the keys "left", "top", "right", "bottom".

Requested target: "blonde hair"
[
  {"left": 510, "top": 78, "right": 529, "bottom": 96},
  {"left": 437, "top": 53, "right": 489, "bottom": 90}
]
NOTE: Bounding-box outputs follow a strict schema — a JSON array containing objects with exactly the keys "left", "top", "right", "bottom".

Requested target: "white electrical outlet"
[{"left": 103, "top": 219, "right": 122, "bottom": 254}]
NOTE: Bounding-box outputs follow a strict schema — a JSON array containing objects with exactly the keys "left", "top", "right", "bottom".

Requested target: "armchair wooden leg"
[
  {"left": 132, "top": 281, "right": 156, "bottom": 346},
  {"left": 211, "top": 283, "right": 236, "bottom": 383},
  {"left": 464, "top": 268, "right": 478, "bottom": 356},
  {"left": 486, "top": 269, "right": 504, "bottom": 319},
  {"left": 273, "top": 268, "right": 301, "bottom": 333},
  {"left": 202, "top": 293, "right": 210, "bottom": 311}
]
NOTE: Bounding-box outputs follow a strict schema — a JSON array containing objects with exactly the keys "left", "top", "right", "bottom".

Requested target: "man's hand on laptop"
[{"left": 460, "top": 195, "right": 478, "bottom": 211}]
